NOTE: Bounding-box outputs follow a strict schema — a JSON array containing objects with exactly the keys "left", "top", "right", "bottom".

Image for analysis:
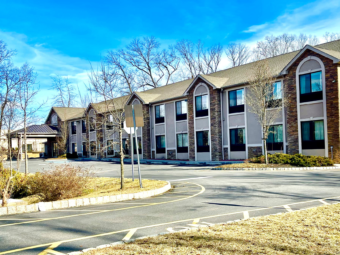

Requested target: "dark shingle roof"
[{"left": 13, "top": 124, "right": 59, "bottom": 135}]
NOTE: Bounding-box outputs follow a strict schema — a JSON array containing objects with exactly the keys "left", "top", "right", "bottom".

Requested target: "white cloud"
[{"left": 243, "top": 23, "right": 268, "bottom": 33}]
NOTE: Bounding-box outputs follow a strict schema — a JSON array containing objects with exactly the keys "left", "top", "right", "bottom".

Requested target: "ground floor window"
[
  {"left": 122, "top": 138, "right": 130, "bottom": 155},
  {"left": 72, "top": 143, "right": 77, "bottom": 154},
  {"left": 230, "top": 128, "right": 246, "bottom": 151},
  {"left": 22, "top": 144, "right": 33, "bottom": 152},
  {"left": 82, "top": 142, "right": 87, "bottom": 157},
  {"left": 196, "top": 131, "right": 209, "bottom": 152},
  {"left": 133, "top": 137, "right": 142, "bottom": 154},
  {"left": 156, "top": 135, "right": 166, "bottom": 154},
  {"left": 107, "top": 140, "right": 114, "bottom": 156},
  {"left": 177, "top": 133, "right": 188, "bottom": 153},
  {"left": 301, "top": 120, "right": 325, "bottom": 149},
  {"left": 90, "top": 141, "right": 96, "bottom": 156},
  {"left": 266, "top": 125, "right": 283, "bottom": 151}
]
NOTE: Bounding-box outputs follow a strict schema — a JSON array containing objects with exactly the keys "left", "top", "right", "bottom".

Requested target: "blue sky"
[{"left": 1, "top": 0, "right": 340, "bottom": 121}]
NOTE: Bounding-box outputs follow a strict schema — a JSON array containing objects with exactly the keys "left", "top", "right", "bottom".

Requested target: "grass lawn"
[
  {"left": 215, "top": 163, "right": 294, "bottom": 169},
  {"left": 84, "top": 203, "right": 340, "bottom": 254},
  {"left": 22, "top": 178, "right": 167, "bottom": 204}
]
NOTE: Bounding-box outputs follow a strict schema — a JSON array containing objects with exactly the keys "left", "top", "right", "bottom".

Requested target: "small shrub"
[{"left": 13, "top": 164, "right": 94, "bottom": 201}]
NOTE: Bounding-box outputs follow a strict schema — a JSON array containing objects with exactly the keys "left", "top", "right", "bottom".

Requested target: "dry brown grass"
[
  {"left": 22, "top": 178, "right": 167, "bottom": 204},
  {"left": 215, "top": 163, "right": 294, "bottom": 169},
  {"left": 84, "top": 203, "right": 340, "bottom": 255}
]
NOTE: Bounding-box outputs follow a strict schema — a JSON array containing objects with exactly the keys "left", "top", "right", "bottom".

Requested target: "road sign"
[
  {"left": 124, "top": 104, "right": 144, "bottom": 127},
  {"left": 123, "top": 121, "right": 137, "bottom": 134}
]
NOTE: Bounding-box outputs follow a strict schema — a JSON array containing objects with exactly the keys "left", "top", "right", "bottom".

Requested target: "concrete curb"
[
  {"left": 212, "top": 166, "right": 339, "bottom": 171},
  {"left": 67, "top": 201, "right": 340, "bottom": 255},
  {"left": 0, "top": 181, "right": 171, "bottom": 217}
]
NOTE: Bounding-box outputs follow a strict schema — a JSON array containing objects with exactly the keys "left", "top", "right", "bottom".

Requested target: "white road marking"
[
  {"left": 168, "top": 176, "right": 212, "bottom": 182},
  {"left": 319, "top": 199, "right": 330, "bottom": 205},
  {"left": 122, "top": 229, "right": 137, "bottom": 241},
  {"left": 284, "top": 205, "right": 293, "bottom": 212},
  {"left": 243, "top": 211, "right": 249, "bottom": 219},
  {"left": 192, "top": 218, "right": 200, "bottom": 224}
]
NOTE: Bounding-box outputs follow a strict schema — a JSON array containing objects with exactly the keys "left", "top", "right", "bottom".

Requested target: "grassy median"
[
  {"left": 84, "top": 203, "right": 340, "bottom": 254},
  {"left": 214, "top": 163, "right": 294, "bottom": 169}
]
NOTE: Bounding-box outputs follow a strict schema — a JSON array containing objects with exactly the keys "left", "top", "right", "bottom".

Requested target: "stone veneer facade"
[{"left": 284, "top": 49, "right": 340, "bottom": 161}]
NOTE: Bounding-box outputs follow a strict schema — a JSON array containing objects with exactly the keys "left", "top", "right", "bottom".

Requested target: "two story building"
[{"left": 47, "top": 39, "right": 340, "bottom": 162}]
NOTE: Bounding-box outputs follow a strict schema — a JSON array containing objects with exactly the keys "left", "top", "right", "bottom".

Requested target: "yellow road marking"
[
  {"left": 0, "top": 193, "right": 338, "bottom": 255},
  {"left": 284, "top": 205, "right": 293, "bottom": 212},
  {"left": 0, "top": 183, "right": 205, "bottom": 228},
  {"left": 122, "top": 229, "right": 137, "bottom": 241},
  {"left": 192, "top": 218, "right": 200, "bottom": 224},
  {"left": 38, "top": 242, "right": 62, "bottom": 255},
  {"left": 243, "top": 211, "right": 249, "bottom": 220}
]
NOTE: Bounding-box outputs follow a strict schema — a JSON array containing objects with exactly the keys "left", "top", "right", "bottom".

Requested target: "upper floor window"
[
  {"left": 106, "top": 114, "right": 114, "bottom": 130},
  {"left": 155, "top": 105, "right": 165, "bottom": 124},
  {"left": 266, "top": 125, "right": 283, "bottom": 151},
  {"left": 89, "top": 117, "right": 95, "bottom": 132},
  {"left": 177, "top": 133, "right": 188, "bottom": 153},
  {"left": 51, "top": 114, "right": 58, "bottom": 125},
  {"left": 230, "top": 128, "right": 245, "bottom": 151},
  {"left": 301, "top": 120, "right": 324, "bottom": 149},
  {"left": 156, "top": 135, "right": 165, "bottom": 153},
  {"left": 229, "top": 89, "right": 244, "bottom": 114},
  {"left": 196, "top": 131, "right": 209, "bottom": 152},
  {"left": 71, "top": 121, "right": 77, "bottom": 135},
  {"left": 195, "top": 95, "right": 208, "bottom": 117},
  {"left": 176, "top": 100, "right": 187, "bottom": 121},
  {"left": 299, "top": 71, "right": 322, "bottom": 103},
  {"left": 266, "top": 82, "right": 282, "bottom": 108},
  {"left": 82, "top": 120, "right": 86, "bottom": 133}
]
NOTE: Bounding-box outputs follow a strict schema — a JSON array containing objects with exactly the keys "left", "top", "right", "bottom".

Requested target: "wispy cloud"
[{"left": 243, "top": 23, "right": 268, "bottom": 33}]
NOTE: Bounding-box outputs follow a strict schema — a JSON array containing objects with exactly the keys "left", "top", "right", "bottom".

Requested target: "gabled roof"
[
  {"left": 89, "top": 95, "right": 130, "bottom": 114},
  {"left": 51, "top": 107, "right": 86, "bottom": 121},
  {"left": 13, "top": 124, "right": 59, "bottom": 135}
]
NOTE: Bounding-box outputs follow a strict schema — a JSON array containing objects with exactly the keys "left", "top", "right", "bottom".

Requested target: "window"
[
  {"left": 230, "top": 128, "right": 246, "bottom": 151},
  {"left": 90, "top": 141, "right": 96, "bottom": 156},
  {"left": 155, "top": 105, "right": 165, "bottom": 124},
  {"left": 90, "top": 117, "right": 95, "bottom": 132},
  {"left": 176, "top": 100, "right": 187, "bottom": 121},
  {"left": 122, "top": 138, "right": 129, "bottom": 155},
  {"left": 301, "top": 120, "right": 325, "bottom": 149},
  {"left": 229, "top": 89, "right": 244, "bottom": 113},
  {"left": 22, "top": 144, "right": 33, "bottom": 152},
  {"left": 82, "top": 120, "right": 86, "bottom": 133},
  {"left": 196, "top": 131, "right": 209, "bottom": 152},
  {"left": 266, "top": 82, "right": 282, "bottom": 108},
  {"left": 72, "top": 143, "right": 77, "bottom": 153},
  {"left": 177, "top": 133, "right": 188, "bottom": 153},
  {"left": 107, "top": 140, "right": 114, "bottom": 156},
  {"left": 133, "top": 137, "right": 142, "bottom": 154},
  {"left": 156, "top": 135, "right": 166, "bottom": 153},
  {"left": 300, "top": 71, "right": 322, "bottom": 103},
  {"left": 82, "top": 142, "right": 87, "bottom": 157},
  {"left": 195, "top": 95, "right": 209, "bottom": 117},
  {"left": 106, "top": 114, "right": 113, "bottom": 130},
  {"left": 51, "top": 114, "right": 58, "bottom": 125},
  {"left": 71, "top": 121, "right": 77, "bottom": 134},
  {"left": 266, "top": 125, "right": 283, "bottom": 150}
]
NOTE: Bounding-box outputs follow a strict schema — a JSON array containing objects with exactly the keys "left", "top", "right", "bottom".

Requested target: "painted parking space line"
[
  {"left": 0, "top": 183, "right": 205, "bottom": 228},
  {"left": 284, "top": 205, "right": 293, "bottom": 212},
  {"left": 243, "top": 211, "right": 249, "bottom": 220},
  {"left": 192, "top": 218, "right": 200, "bottom": 224},
  {"left": 38, "top": 242, "right": 63, "bottom": 255},
  {"left": 319, "top": 199, "right": 329, "bottom": 205},
  {"left": 122, "top": 229, "right": 137, "bottom": 241}
]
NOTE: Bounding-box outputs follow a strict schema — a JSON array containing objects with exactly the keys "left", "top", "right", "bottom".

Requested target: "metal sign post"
[
  {"left": 130, "top": 127, "right": 134, "bottom": 181},
  {"left": 132, "top": 105, "right": 143, "bottom": 188}
]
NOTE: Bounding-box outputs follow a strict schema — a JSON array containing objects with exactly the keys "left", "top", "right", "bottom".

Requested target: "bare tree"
[
  {"left": 323, "top": 32, "right": 340, "bottom": 42},
  {"left": 225, "top": 43, "right": 250, "bottom": 67},
  {"left": 175, "top": 40, "right": 223, "bottom": 78},
  {"left": 246, "top": 60, "right": 286, "bottom": 164},
  {"left": 17, "top": 64, "right": 42, "bottom": 174},
  {"left": 50, "top": 75, "right": 76, "bottom": 107},
  {"left": 88, "top": 63, "right": 127, "bottom": 189},
  {"left": 119, "top": 36, "right": 179, "bottom": 89}
]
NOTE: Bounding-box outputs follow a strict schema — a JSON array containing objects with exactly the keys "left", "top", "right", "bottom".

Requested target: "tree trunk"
[
  {"left": 24, "top": 114, "right": 28, "bottom": 175},
  {"left": 1, "top": 176, "right": 12, "bottom": 207},
  {"left": 119, "top": 128, "right": 124, "bottom": 190}
]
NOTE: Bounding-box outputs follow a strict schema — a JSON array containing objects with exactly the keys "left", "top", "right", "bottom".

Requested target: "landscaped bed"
[
  {"left": 84, "top": 203, "right": 340, "bottom": 255},
  {"left": 0, "top": 164, "right": 167, "bottom": 207}
]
